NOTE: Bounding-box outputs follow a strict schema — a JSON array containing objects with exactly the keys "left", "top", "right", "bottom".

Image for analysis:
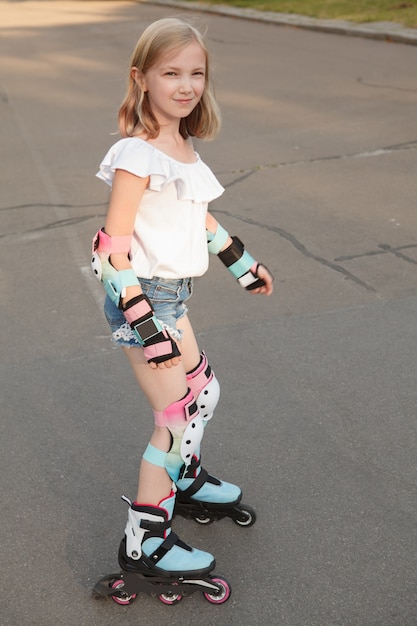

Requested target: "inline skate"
[
  {"left": 93, "top": 492, "right": 231, "bottom": 605},
  {"left": 175, "top": 456, "right": 256, "bottom": 527}
]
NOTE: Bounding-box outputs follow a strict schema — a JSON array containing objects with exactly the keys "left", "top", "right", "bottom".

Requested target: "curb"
[{"left": 140, "top": 0, "right": 417, "bottom": 46}]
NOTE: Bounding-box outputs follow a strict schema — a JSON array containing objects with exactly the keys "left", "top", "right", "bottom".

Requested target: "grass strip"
[{"left": 183, "top": 0, "right": 417, "bottom": 28}]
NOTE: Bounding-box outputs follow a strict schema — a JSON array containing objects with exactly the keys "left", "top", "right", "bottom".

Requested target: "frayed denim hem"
[{"left": 111, "top": 320, "right": 183, "bottom": 348}]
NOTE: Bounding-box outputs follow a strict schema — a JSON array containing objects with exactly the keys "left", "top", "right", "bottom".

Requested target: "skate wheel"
[
  {"left": 194, "top": 511, "right": 214, "bottom": 525},
  {"left": 110, "top": 579, "right": 137, "bottom": 605},
  {"left": 203, "top": 576, "right": 232, "bottom": 604},
  {"left": 234, "top": 504, "right": 257, "bottom": 527},
  {"left": 159, "top": 583, "right": 183, "bottom": 605}
]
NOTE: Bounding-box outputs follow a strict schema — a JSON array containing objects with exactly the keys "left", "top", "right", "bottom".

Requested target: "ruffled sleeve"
[{"left": 96, "top": 137, "right": 224, "bottom": 203}]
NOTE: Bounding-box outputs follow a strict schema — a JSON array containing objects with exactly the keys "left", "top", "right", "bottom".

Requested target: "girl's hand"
[
  {"left": 149, "top": 354, "right": 182, "bottom": 370},
  {"left": 250, "top": 264, "right": 274, "bottom": 296}
]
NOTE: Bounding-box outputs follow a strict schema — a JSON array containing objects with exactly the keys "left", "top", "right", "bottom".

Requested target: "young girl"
[{"left": 92, "top": 17, "right": 273, "bottom": 581}]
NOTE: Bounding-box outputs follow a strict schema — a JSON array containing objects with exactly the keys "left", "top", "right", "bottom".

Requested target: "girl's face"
[{"left": 139, "top": 40, "right": 207, "bottom": 126}]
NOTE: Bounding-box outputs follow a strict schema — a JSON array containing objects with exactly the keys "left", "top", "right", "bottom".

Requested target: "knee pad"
[
  {"left": 153, "top": 390, "right": 204, "bottom": 481},
  {"left": 186, "top": 352, "right": 220, "bottom": 424}
]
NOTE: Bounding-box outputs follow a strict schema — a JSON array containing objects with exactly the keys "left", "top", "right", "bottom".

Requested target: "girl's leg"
[
  {"left": 175, "top": 316, "right": 243, "bottom": 508},
  {"left": 123, "top": 315, "right": 201, "bottom": 504},
  {"left": 119, "top": 332, "right": 215, "bottom": 575},
  {"left": 175, "top": 314, "right": 201, "bottom": 372},
  {"left": 122, "top": 344, "right": 190, "bottom": 505}
]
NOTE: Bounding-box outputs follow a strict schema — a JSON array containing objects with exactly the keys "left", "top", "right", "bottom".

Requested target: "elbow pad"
[
  {"left": 207, "top": 223, "right": 229, "bottom": 254},
  {"left": 91, "top": 228, "right": 139, "bottom": 307}
]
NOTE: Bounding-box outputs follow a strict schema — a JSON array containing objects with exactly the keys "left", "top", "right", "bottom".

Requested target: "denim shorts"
[{"left": 103, "top": 276, "right": 193, "bottom": 348}]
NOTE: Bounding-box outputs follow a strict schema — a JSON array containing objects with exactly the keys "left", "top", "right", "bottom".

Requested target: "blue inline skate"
[
  {"left": 175, "top": 456, "right": 257, "bottom": 527},
  {"left": 93, "top": 492, "right": 231, "bottom": 606}
]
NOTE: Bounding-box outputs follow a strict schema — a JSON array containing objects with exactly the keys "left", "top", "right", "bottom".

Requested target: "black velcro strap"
[
  {"left": 122, "top": 292, "right": 153, "bottom": 314},
  {"left": 148, "top": 532, "right": 191, "bottom": 564},
  {"left": 179, "top": 467, "right": 209, "bottom": 498},
  {"left": 145, "top": 334, "right": 181, "bottom": 360},
  {"left": 217, "top": 236, "right": 244, "bottom": 268},
  {"left": 245, "top": 277, "right": 266, "bottom": 291},
  {"left": 178, "top": 467, "right": 221, "bottom": 499},
  {"left": 245, "top": 263, "right": 273, "bottom": 291},
  {"left": 182, "top": 455, "right": 200, "bottom": 480},
  {"left": 140, "top": 518, "right": 171, "bottom": 533}
]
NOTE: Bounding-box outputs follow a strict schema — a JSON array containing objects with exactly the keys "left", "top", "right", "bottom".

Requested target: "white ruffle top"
[{"left": 96, "top": 137, "right": 224, "bottom": 279}]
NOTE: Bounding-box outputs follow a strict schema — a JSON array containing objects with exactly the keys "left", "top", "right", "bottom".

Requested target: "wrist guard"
[
  {"left": 218, "top": 236, "right": 266, "bottom": 290},
  {"left": 123, "top": 294, "right": 181, "bottom": 364}
]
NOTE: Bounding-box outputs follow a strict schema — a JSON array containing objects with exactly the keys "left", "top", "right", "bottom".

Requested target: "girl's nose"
[{"left": 179, "top": 77, "right": 192, "bottom": 93}]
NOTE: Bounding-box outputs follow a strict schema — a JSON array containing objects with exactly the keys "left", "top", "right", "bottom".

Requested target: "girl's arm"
[
  {"left": 105, "top": 169, "right": 149, "bottom": 306},
  {"left": 96, "top": 169, "right": 181, "bottom": 369},
  {"left": 206, "top": 211, "right": 274, "bottom": 296}
]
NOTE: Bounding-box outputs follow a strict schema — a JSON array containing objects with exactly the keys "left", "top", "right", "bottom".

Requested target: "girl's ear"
[{"left": 131, "top": 67, "right": 147, "bottom": 92}]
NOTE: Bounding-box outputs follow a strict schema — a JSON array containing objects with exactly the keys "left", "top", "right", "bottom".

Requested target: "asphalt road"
[{"left": 1, "top": 2, "right": 417, "bottom": 625}]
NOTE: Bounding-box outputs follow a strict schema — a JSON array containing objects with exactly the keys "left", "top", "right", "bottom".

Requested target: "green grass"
[{"left": 187, "top": 0, "right": 417, "bottom": 28}]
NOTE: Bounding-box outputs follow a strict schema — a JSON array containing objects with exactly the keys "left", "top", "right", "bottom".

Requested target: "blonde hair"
[{"left": 118, "top": 18, "right": 221, "bottom": 140}]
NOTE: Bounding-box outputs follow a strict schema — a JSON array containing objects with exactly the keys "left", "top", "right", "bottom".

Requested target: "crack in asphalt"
[
  {"left": 216, "top": 140, "right": 417, "bottom": 293},
  {"left": 0, "top": 212, "right": 105, "bottom": 239},
  {"left": 357, "top": 77, "right": 417, "bottom": 93},
  {"left": 222, "top": 140, "right": 417, "bottom": 182},
  {"left": 212, "top": 208, "right": 378, "bottom": 293},
  {"left": 336, "top": 243, "right": 417, "bottom": 266},
  {"left": 0, "top": 202, "right": 105, "bottom": 212}
]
